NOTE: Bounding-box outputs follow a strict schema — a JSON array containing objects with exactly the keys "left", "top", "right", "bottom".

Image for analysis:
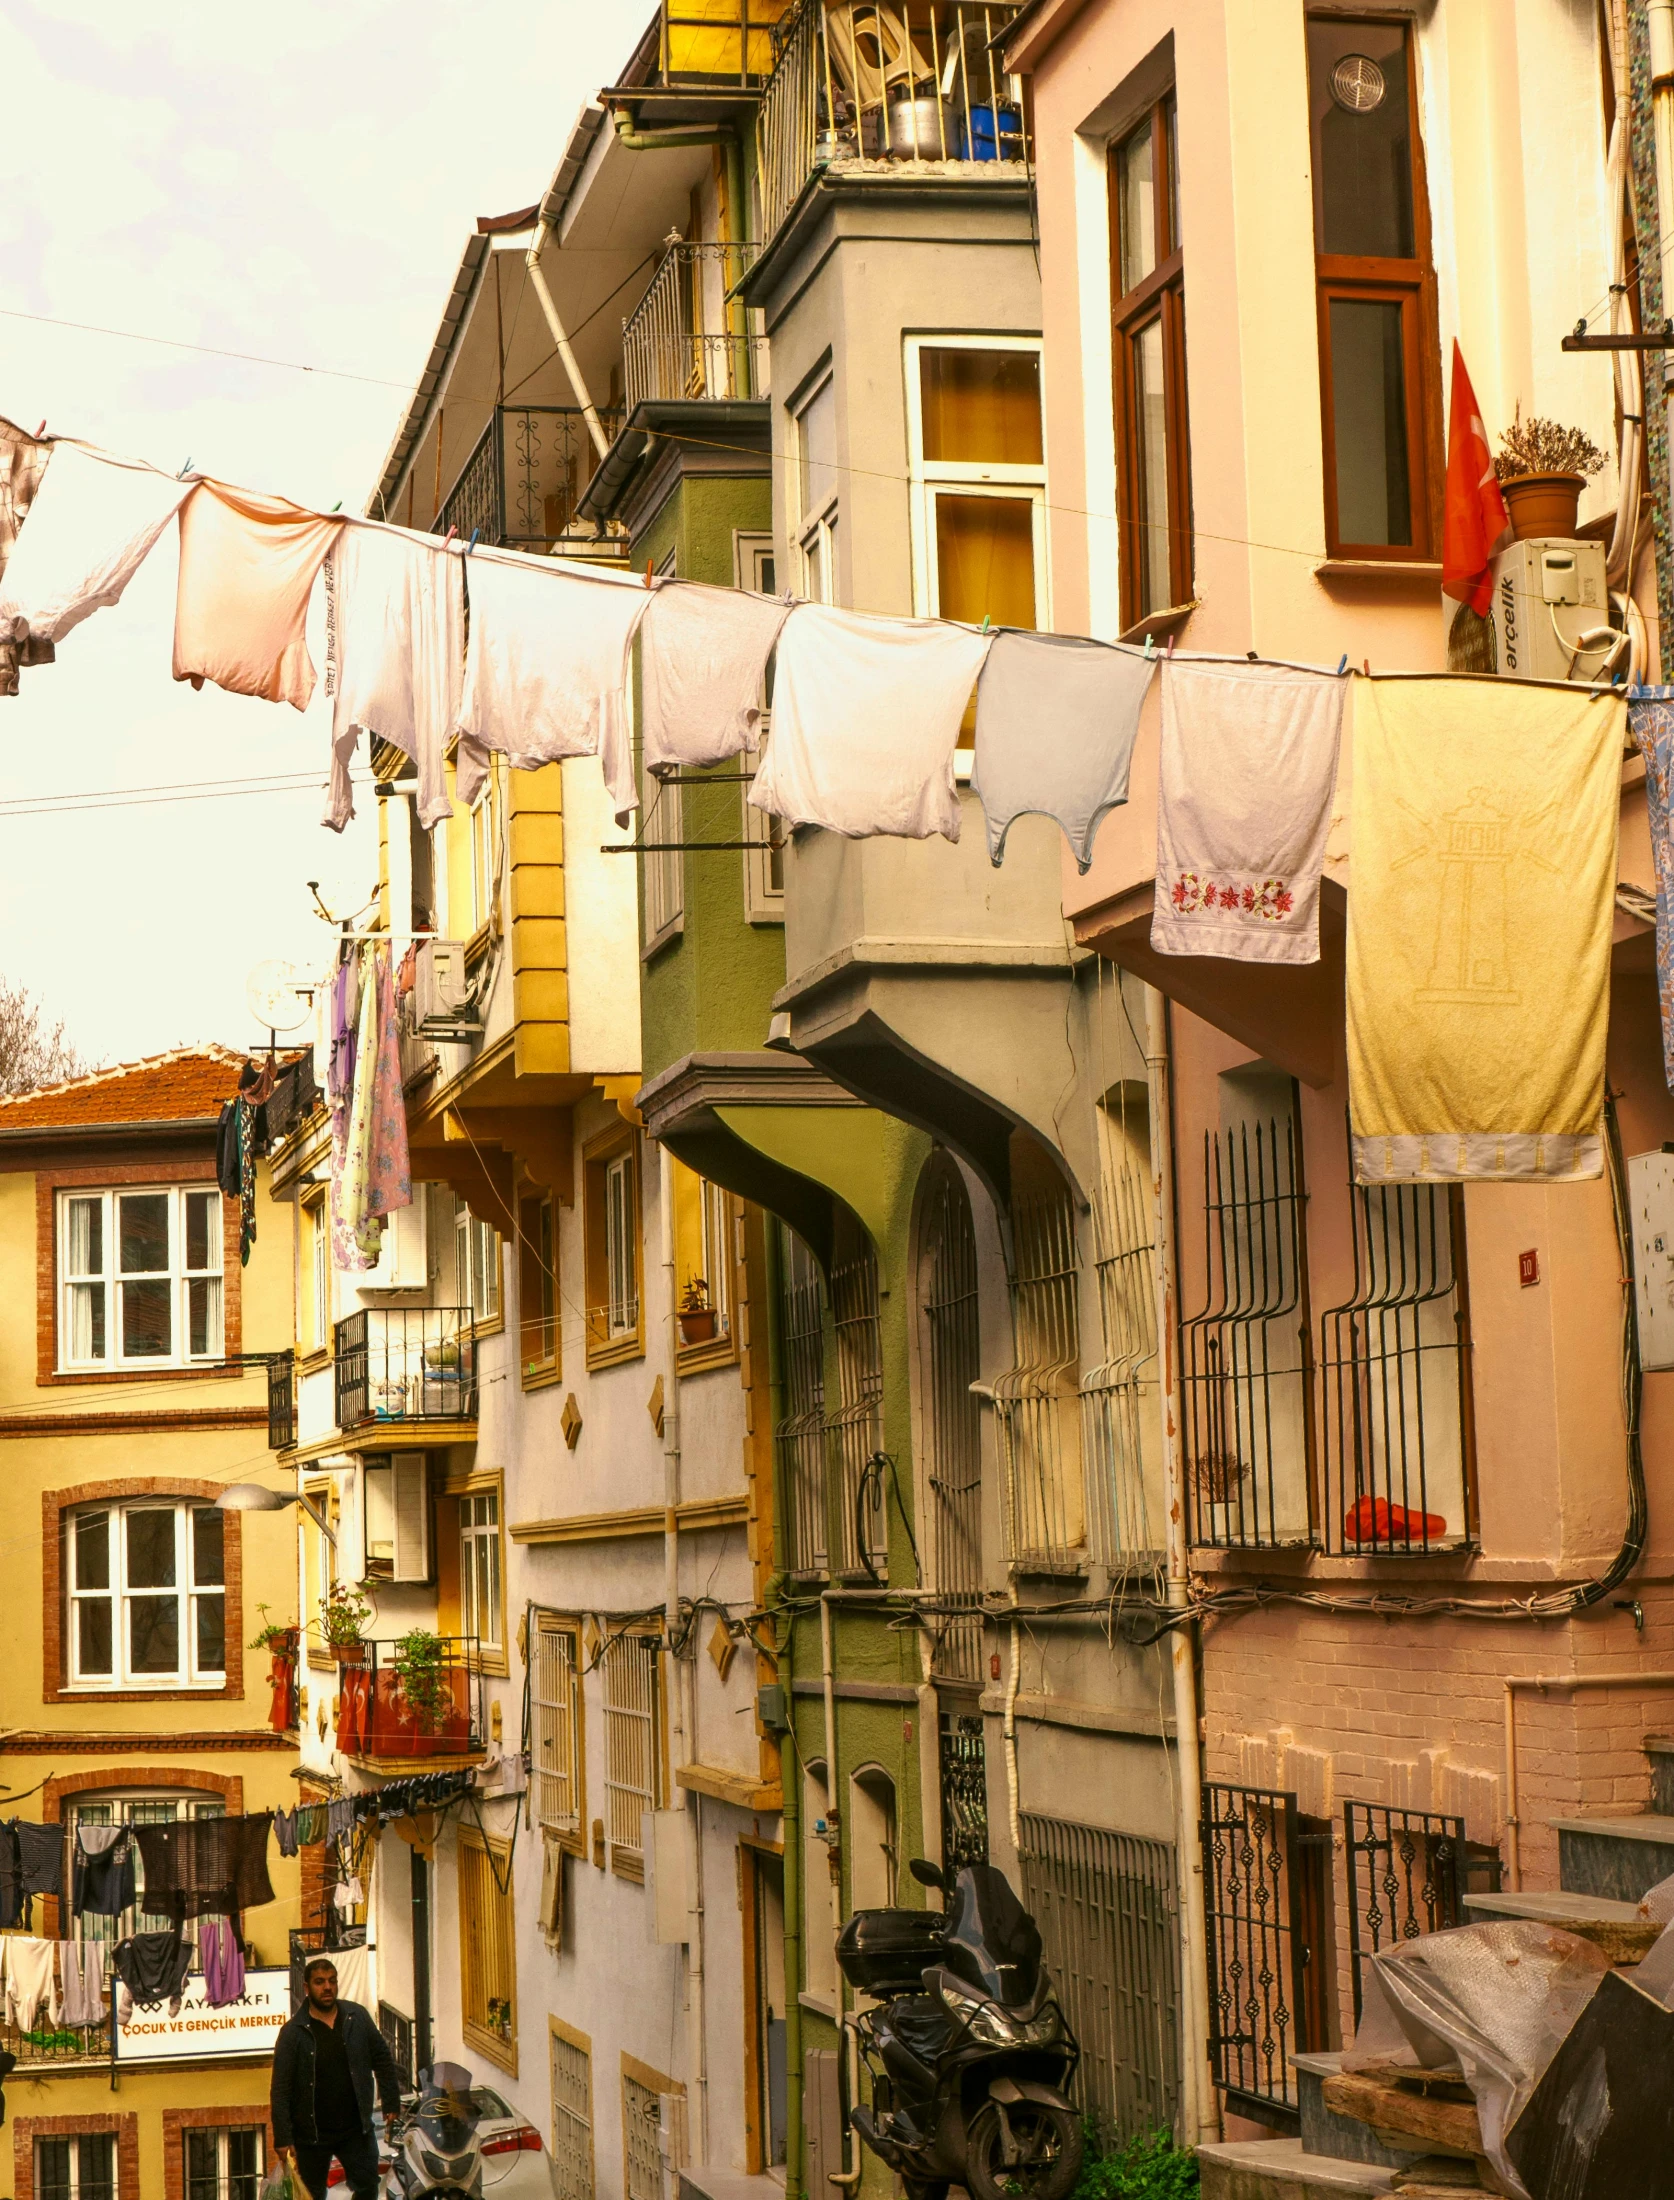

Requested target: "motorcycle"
[
  {"left": 838, "top": 1857, "right": 1083, "bottom": 2200},
  {"left": 379, "top": 2061, "right": 487, "bottom": 2199}
]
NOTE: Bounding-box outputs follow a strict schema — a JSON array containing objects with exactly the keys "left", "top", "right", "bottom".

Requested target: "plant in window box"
[
  {"left": 391, "top": 1627, "right": 452, "bottom": 1734},
  {"left": 1494, "top": 406, "right": 1607, "bottom": 543},
  {"left": 317, "top": 1581, "right": 373, "bottom": 1663},
  {"left": 249, "top": 1603, "right": 300, "bottom": 1657},
  {"left": 678, "top": 1276, "right": 716, "bottom": 1346}
]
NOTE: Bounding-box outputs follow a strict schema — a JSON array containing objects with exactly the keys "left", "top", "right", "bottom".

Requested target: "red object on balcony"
[
  {"left": 361, "top": 1662, "right": 472, "bottom": 1758},
  {"left": 1342, "top": 1494, "right": 1447, "bottom": 1545},
  {"left": 336, "top": 1665, "right": 372, "bottom": 1754}
]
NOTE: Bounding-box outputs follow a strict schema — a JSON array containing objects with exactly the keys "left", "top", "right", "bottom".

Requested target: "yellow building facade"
[{"left": 0, "top": 1047, "right": 299, "bottom": 2200}]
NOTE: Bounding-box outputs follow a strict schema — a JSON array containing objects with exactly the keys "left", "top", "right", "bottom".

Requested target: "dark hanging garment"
[
  {"left": 11, "top": 1822, "right": 63, "bottom": 1899},
  {"left": 72, "top": 1825, "right": 135, "bottom": 1918},
  {"left": 113, "top": 1929, "right": 193, "bottom": 2015},
  {"left": 133, "top": 1813, "right": 274, "bottom": 1919},
  {"left": 216, "top": 1098, "right": 242, "bottom": 1196},
  {"left": 0, "top": 1825, "right": 21, "bottom": 1927}
]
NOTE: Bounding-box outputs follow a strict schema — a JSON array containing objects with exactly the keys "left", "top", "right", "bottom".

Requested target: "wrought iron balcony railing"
[
  {"left": 267, "top": 1354, "right": 296, "bottom": 1451},
  {"left": 334, "top": 1636, "right": 487, "bottom": 1764},
  {"left": 757, "top": 0, "right": 1029, "bottom": 245},
  {"left": 432, "top": 406, "right": 623, "bottom": 551},
  {"left": 623, "top": 242, "right": 767, "bottom": 411},
  {"left": 334, "top": 1308, "right": 477, "bottom": 1430}
]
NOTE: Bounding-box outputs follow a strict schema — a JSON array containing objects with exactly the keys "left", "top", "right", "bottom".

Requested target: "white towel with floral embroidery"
[{"left": 1151, "top": 658, "right": 1347, "bottom": 963}]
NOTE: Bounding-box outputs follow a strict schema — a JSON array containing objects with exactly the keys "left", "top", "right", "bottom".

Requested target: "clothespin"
[
  {"left": 1336, "top": 655, "right": 1348, "bottom": 677},
  {"left": 330, "top": 501, "right": 343, "bottom": 514},
  {"left": 442, "top": 525, "right": 457, "bottom": 547},
  {"left": 1165, "top": 634, "right": 1176, "bottom": 659},
  {"left": 1362, "top": 657, "right": 1371, "bottom": 677},
  {"left": 981, "top": 613, "right": 992, "bottom": 635},
  {"left": 178, "top": 457, "right": 193, "bottom": 479},
  {"left": 1246, "top": 649, "right": 1258, "bottom": 662},
  {"left": 34, "top": 421, "right": 45, "bottom": 439},
  {"left": 644, "top": 557, "right": 655, "bottom": 589},
  {"left": 1143, "top": 633, "right": 1155, "bottom": 661},
  {"left": 466, "top": 528, "right": 480, "bottom": 556}
]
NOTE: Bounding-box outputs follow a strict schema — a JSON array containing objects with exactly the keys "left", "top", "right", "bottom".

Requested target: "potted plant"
[
  {"left": 678, "top": 1275, "right": 716, "bottom": 1347},
  {"left": 318, "top": 1581, "right": 373, "bottom": 1663},
  {"left": 249, "top": 1604, "right": 300, "bottom": 1657},
  {"left": 391, "top": 1627, "right": 452, "bottom": 1735},
  {"left": 1494, "top": 405, "right": 1607, "bottom": 542}
]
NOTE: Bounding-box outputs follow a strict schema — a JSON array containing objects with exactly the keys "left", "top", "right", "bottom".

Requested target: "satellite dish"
[{"left": 245, "top": 959, "right": 312, "bottom": 1033}]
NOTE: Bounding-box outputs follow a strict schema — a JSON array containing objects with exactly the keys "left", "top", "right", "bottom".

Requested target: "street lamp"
[{"left": 214, "top": 1482, "right": 337, "bottom": 1547}]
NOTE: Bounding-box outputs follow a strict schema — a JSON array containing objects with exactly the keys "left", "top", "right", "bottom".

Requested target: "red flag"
[{"left": 1442, "top": 341, "right": 1510, "bottom": 615}]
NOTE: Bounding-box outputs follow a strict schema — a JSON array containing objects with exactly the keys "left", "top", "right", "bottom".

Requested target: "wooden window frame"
[
  {"left": 674, "top": 1166, "right": 743, "bottom": 1377},
  {"left": 457, "top": 1473, "right": 508, "bottom": 1673},
  {"left": 1308, "top": 13, "right": 1445, "bottom": 561},
  {"left": 459, "top": 1826, "right": 518, "bottom": 2074},
  {"left": 583, "top": 1125, "right": 644, "bottom": 1371},
  {"left": 739, "top": 1836, "right": 787, "bottom": 2175},
  {"left": 601, "top": 1625, "right": 667, "bottom": 1883},
  {"left": 519, "top": 1191, "right": 562, "bottom": 1390},
  {"left": 1110, "top": 93, "right": 1192, "bottom": 630},
  {"left": 532, "top": 1611, "right": 587, "bottom": 1855}
]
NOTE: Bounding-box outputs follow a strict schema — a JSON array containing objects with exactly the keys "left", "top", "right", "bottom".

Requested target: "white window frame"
[
  {"left": 903, "top": 334, "right": 1050, "bottom": 625},
  {"left": 307, "top": 1191, "right": 330, "bottom": 1351},
  {"left": 460, "top": 1486, "right": 503, "bottom": 1654},
  {"left": 454, "top": 1196, "right": 501, "bottom": 1327},
  {"left": 791, "top": 369, "right": 839, "bottom": 604},
  {"left": 469, "top": 755, "right": 501, "bottom": 937},
  {"left": 35, "top": 2132, "right": 119, "bottom": 2200},
  {"left": 532, "top": 1613, "right": 583, "bottom": 1840},
  {"left": 67, "top": 1500, "right": 227, "bottom": 1692},
  {"left": 59, "top": 1185, "right": 224, "bottom": 1372},
  {"left": 183, "top": 2122, "right": 263, "bottom": 2200},
  {"left": 605, "top": 1153, "right": 638, "bottom": 1340},
  {"left": 699, "top": 1178, "right": 735, "bottom": 1342}
]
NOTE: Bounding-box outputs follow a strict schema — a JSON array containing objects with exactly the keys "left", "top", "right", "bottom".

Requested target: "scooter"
[
  {"left": 838, "top": 1857, "right": 1083, "bottom": 2200},
  {"left": 379, "top": 2062, "right": 487, "bottom": 2200}
]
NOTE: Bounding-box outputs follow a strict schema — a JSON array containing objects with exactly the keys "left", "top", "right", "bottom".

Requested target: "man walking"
[{"left": 272, "top": 1953, "right": 404, "bottom": 2199}]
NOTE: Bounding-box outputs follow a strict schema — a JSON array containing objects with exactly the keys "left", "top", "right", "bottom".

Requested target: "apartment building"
[{"left": 0, "top": 1048, "right": 300, "bottom": 2197}]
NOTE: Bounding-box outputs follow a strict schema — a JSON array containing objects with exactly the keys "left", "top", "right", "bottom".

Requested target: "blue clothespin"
[
  {"left": 1336, "top": 654, "right": 1348, "bottom": 676},
  {"left": 466, "top": 529, "right": 480, "bottom": 556},
  {"left": 178, "top": 457, "right": 193, "bottom": 479}
]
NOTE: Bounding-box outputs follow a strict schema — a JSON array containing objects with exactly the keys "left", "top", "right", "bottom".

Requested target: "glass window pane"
[
  {"left": 1329, "top": 297, "right": 1413, "bottom": 546},
  {"left": 797, "top": 377, "right": 837, "bottom": 519},
  {"left": 75, "top": 1509, "right": 111, "bottom": 1591},
  {"left": 1132, "top": 316, "right": 1172, "bottom": 614},
  {"left": 1116, "top": 116, "right": 1156, "bottom": 296},
  {"left": 129, "top": 1593, "right": 180, "bottom": 1674},
  {"left": 37, "top": 2138, "right": 73, "bottom": 2200},
  {"left": 196, "top": 1591, "right": 226, "bottom": 1674},
  {"left": 185, "top": 2128, "right": 219, "bottom": 2200},
  {"left": 66, "top": 1280, "right": 106, "bottom": 1361},
  {"left": 188, "top": 1276, "right": 222, "bottom": 1358},
  {"left": 185, "top": 1189, "right": 217, "bottom": 1272},
  {"left": 118, "top": 1192, "right": 170, "bottom": 1275},
  {"left": 933, "top": 494, "right": 1038, "bottom": 630},
  {"left": 121, "top": 1278, "right": 172, "bottom": 1358},
  {"left": 1308, "top": 19, "right": 1415, "bottom": 259},
  {"left": 228, "top": 2129, "right": 262, "bottom": 2200},
  {"left": 192, "top": 1506, "right": 225, "bottom": 1587},
  {"left": 66, "top": 1196, "right": 103, "bottom": 1277},
  {"left": 77, "top": 1597, "right": 113, "bottom": 1677},
  {"left": 919, "top": 349, "right": 1043, "bottom": 465},
  {"left": 126, "top": 1508, "right": 178, "bottom": 1589}
]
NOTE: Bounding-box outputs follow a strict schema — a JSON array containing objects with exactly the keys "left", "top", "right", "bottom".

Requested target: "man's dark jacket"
[{"left": 271, "top": 1998, "right": 403, "bottom": 2148}]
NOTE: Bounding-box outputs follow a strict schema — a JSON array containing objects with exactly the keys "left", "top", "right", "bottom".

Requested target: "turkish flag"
[{"left": 1442, "top": 341, "right": 1510, "bottom": 615}]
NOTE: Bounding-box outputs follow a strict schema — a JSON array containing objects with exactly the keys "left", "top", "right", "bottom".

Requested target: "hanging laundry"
[
  {"left": 72, "top": 1825, "right": 135, "bottom": 1919},
  {"left": 747, "top": 604, "right": 993, "bottom": 842},
  {"left": 132, "top": 1814, "right": 274, "bottom": 1919},
  {"left": 332, "top": 1940, "right": 371, "bottom": 2009},
  {"left": 1151, "top": 657, "right": 1348, "bottom": 962},
  {"left": 0, "top": 417, "right": 54, "bottom": 698},
  {"left": 333, "top": 949, "right": 383, "bottom": 1271},
  {"left": 326, "top": 1798, "right": 354, "bottom": 1845},
  {"left": 0, "top": 439, "right": 193, "bottom": 657},
  {"left": 1630, "top": 689, "right": 1674, "bottom": 1092},
  {"left": 57, "top": 1941, "right": 105, "bottom": 2029},
  {"left": 335, "top": 947, "right": 410, "bottom": 1270},
  {"left": 323, "top": 523, "right": 464, "bottom": 834},
  {"left": 198, "top": 1917, "right": 246, "bottom": 2008},
  {"left": 453, "top": 550, "right": 653, "bottom": 806},
  {"left": 625, "top": 579, "right": 795, "bottom": 819},
  {"left": 272, "top": 1809, "right": 298, "bottom": 1859},
  {"left": 971, "top": 629, "right": 1155, "bottom": 870},
  {"left": 332, "top": 1874, "right": 365, "bottom": 1917},
  {"left": 329, "top": 956, "right": 360, "bottom": 1110},
  {"left": 3, "top": 1936, "right": 59, "bottom": 2031},
  {"left": 112, "top": 1930, "right": 193, "bottom": 2021},
  {"left": 10, "top": 1823, "right": 63, "bottom": 1902},
  {"left": 1347, "top": 676, "right": 1624, "bottom": 1183},
  {"left": 172, "top": 481, "right": 343, "bottom": 710}
]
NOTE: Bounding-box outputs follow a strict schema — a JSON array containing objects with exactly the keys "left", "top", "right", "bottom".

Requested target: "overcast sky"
[{"left": 0, "top": 0, "right": 636, "bottom": 1068}]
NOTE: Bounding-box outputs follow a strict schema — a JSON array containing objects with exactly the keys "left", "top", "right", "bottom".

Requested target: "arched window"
[
  {"left": 993, "top": 1136, "right": 1085, "bottom": 1569},
  {"left": 847, "top": 1766, "right": 898, "bottom": 1912}
]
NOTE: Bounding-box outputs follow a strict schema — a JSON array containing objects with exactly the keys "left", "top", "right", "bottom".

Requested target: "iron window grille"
[
  {"left": 335, "top": 1306, "right": 477, "bottom": 1428},
  {"left": 550, "top": 2027, "right": 595, "bottom": 2200},
  {"left": 1181, "top": 1115, "right": 1316, "bottom": 1550},
  {"left": 1021, "top": 1813, "right": 1182, "bottom": 2144},
  {"left": 827, "top": 1248, "right": 888, "bottom": 1579},
  {"left": 775, "top": 1227, "right": 830, "bottom": 1578},
  {"left": 919, "top": 1160, "right": 985, "bottom": 1678},
  {"left": 939, "top": 1712, "right": 990, "bottom": 1871},
  {"left": 1082, "top": 1156, "right": 1163, "bottom": 1572},
  {"left": 1343, "top": 1802, "right": 1466, "bottom": 2023},
  {"left": 1319, "top": 1172, "right": 1475, "bottom": 1555},
  {"left": 1201, "top": 1782, "right": 1307, "bottom": 2120},
  {"left": 266, "top": 1355, "right": 296, "bottom": 1451},
  {"left": 379, "top": 2001, "right": 416, "bottom": 2085},
  {"left": 993, "top": 1188, "right": 1086, "bottom": 1573}
]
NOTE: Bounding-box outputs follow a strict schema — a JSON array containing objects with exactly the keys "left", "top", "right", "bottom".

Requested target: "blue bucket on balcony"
[{"left": 963, "top": 102, "right": 1024, "bottom": 162}]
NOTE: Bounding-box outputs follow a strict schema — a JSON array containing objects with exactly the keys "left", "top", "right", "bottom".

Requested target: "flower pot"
[
  {"left": 331, "top": 1641, "right": 367, "bottom": 1666},
  {"left": 1502, "top": 471, "right": 1585, "bottom": 543},
  {"left": 679, "top": 1308, "right": 718, "bottom": 1346}
]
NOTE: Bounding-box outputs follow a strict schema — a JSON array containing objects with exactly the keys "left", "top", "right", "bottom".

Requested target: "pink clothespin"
[
  {"left": 1165, "top": 634, "right": 1176, "bottom": 659},
  {"left": 34, "top": 421, "right": 46, "bottom": 438},
  {"left": 441, "top": 525, "right": 458, "bottom": 547}
]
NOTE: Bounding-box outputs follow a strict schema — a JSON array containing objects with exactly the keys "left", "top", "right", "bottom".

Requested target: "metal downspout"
[
  {"left": 1144, "top": 982, "right": 1218, "bottom": 2147},
  {"left": 820, "top": 1589, "right": 862, "bottom": 2189},
  {"left": 764, "top": 1222, "right": 806, "bottom": 2200},
  {"left": 524, "top": 220, "right": 612, "bottom": 462}
]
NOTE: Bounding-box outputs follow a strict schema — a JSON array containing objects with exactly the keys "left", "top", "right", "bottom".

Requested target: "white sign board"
[{"left": 115, "top": 1966, "right": 290, "bottom": 2063}]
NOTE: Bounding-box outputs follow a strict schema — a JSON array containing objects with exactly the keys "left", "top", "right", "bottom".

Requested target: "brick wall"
[{"left": 13, "top": 2112, "right": 139, "bottom": 2200}]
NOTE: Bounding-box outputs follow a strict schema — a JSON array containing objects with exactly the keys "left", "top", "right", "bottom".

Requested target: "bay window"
[
  {"left": 1110, "top": 92, "right": 1191, "bottom": 627},
  {"left": 1307, "top": 15, "right": 1439, "bottom": 559},
  {"left": 793, "top": 371, "right": 839, "bottom": 604},
  {"left": 60, "top": 1185, "right": 223, "bottom": 1369},
  {"left": 68, "top": 1501, "right": 226, "bottom": 1689},
  {"left": 908, "top": 340, "right": 1046, "bottom": 633}
]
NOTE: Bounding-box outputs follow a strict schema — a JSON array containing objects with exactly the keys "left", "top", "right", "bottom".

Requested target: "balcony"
[
  {"left": 335, "top": 1637, "right": 487, "bottom": 1768},
  {"left": 756, "top": 0, "right": 1028, "bottom": 246},
  {"left": 623, "top": 242, "right": 767, "bottom": 411},
  {"left": 653, "top": 0, "right": 797, "bottom": 86},
  {"left": 267, "top": 1355, "right": 296, "bottom": 1451},
  {"left": 334, "top": 1309, "right": 478, "bottom": 1432},
  {"left": 432, "top": 405, "right": 623, "bottom": 551},
  {"left": 0, "top": 2005, "right": 109, "bottom": 2071}
]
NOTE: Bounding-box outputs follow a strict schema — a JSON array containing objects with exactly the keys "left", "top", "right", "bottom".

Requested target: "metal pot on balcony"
[{"left": 887, "top": 84, "right": 949, "bottom": 159}]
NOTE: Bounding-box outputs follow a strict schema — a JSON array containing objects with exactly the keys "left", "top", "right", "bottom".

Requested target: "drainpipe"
[
  {"left": 524, "top": 220, "right": 612, "bottom": 462},
  {"left": 820, "top": 1590, "right": 862, "bottom": 2190},
  {"left": 1002, "top": 1616, "right": 1023, "bottom": 1860},
  {"left": 660, "top": 1143, "right": 708, "bottom": 2162},
  {"left": 765, "top": 1222, "right": 806, "bottom": 2199},
  {"left": 1143, "top": 982, "right": 1218, "bottom": 2148}
]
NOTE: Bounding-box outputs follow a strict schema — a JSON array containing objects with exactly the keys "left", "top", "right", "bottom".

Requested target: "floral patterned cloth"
[
  {"left": 331, "top": 945, "right": 411, "bottom": 1269},
  {"left": 1631, "top": 689, "right": 1674, "bottom": 1091}
]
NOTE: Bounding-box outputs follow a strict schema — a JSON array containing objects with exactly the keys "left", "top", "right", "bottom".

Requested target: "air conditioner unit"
[
  {"left": 1484, "top": 538, "right": 1620, "bottom": 683},
  {"left": 413, "top": 939, "right": 481, "bottom": 1039}
]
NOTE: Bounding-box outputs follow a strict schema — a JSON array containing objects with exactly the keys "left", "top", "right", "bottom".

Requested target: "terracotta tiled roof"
[{"left": 0, "top": 1046, "right": 248, "bottom": 1131}]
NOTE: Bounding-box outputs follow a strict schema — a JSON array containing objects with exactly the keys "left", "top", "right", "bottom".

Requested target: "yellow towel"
[{"left": 1347, "top": 676, "right": 1624, "bottom": 1183}]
